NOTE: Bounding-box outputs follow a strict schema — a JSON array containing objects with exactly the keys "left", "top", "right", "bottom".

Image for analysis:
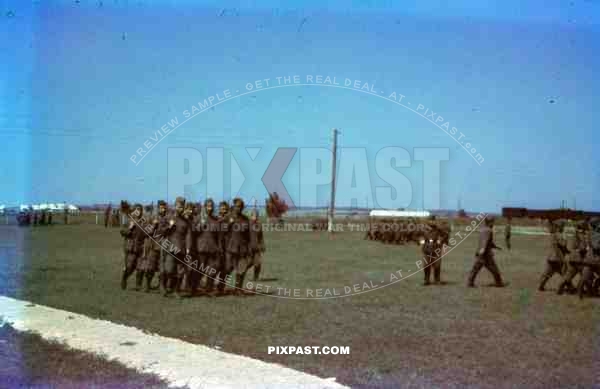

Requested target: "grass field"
[
  {"left": 1, "top": 223, "right": 599, "bottom": 388},
  {"left": 0, "top": 323, "right": 180, "bottom": 388}
]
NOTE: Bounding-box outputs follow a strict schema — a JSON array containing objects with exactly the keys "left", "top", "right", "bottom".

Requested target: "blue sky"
[{"left": 1, "top": 0, "right": 599, "bottom": 212}]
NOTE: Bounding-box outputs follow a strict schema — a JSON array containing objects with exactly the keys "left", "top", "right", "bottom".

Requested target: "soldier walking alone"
[{"left": 467, "top": 216, "right": 508, "bottom": 288}]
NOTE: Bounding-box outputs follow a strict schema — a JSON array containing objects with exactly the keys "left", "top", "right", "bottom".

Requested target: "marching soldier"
[
  {"left": 218, "top": 201, "right": 230, "bottom": 219},
  {"left": 182, "top": 201, "right": 198, "bottom": 294},
  {"left": 557, "top": 220, "right": 588, "bottom": 295},
  {"left": 164, "top": 197, "right": 193, "bottom": 297},
  {"left": 467, "top": 215, "right": 507, "bottom": 287},
  {"left": 578, "top": 218, "right": 600, "bottom": 299},
  {"left": 538, "top": 219, "right": 570, "bottom": 292},
  {"left": 505, "top": 217, "right": 512, "bottom": 251},
  {"left": 392, "top": 219, "right": 405, "bottom": 245},
  {"left": 140, "top": 217, "right": 162, "bottom": 292},
  {"left": 155, "top": 200, "right": 170, "bottom": 291},
  {"left": 194, "top": 198, "right": 222, "bottom": 296},
  {"left": 221, "top": 198, "right": 250, "bottom": 295},
  {"left": 247, "top": 209, "right": 266, "bottom": 282},
  {"left": 183, "top": 202, "right": 194, "bottom": 220},
  {"left": 119, "top": 204, "right": 147, "bottom": 291}
]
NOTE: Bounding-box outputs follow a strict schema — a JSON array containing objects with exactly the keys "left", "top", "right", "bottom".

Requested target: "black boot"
[
  {"left": 253, "top": 264, "right": 262, "bottom": 282},
  {"left": 134, "top": 271, "right": 144, "bottom": 291},
  {"left": 159, "top": 273, "right": 167, "bottom": 291},
  {"left": 120, "top": 270, "right": 128, "bottom": 290},
  {"left": 145, "top": 272, "right": 154, "bottom": 292},
  {"left": 423, "top": 266, "right": 431, "bottom": 286},
  {"left": 163, "top": 277, "right": 175, "bottom": 297},
  {"left": 234, "top": 274, "right": 243, "bottom": 295},
  {"left": 434, "top": 266, "right": 441, "bottom": 285},
  {"left": 175, "top": 277, "right": 185, "bottom": 298},
  {"left": 467, "top": 274, "right": 476, "bottom": 288}
]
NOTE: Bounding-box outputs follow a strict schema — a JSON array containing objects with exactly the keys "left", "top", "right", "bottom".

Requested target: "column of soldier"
[
  {"left": 120, "top": 196, "right": 600, "bottom": 300},
  {"left": 538, "top": 217, "right": 600, "bottom": 299},
  {"left": 17, "top": 209, "right": 68, "bottom": 226},
  {"left": 119, "top": 197, "right": 265, "bottom": 298}
]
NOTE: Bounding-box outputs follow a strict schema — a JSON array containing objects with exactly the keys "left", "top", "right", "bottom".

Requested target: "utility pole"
[{"left": 328, "top": 128, "right": 339, "bottom": 233}]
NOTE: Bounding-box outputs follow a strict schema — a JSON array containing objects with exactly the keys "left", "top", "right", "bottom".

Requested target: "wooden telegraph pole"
[{"left": 328, "top": 128, "right": 339, "bottom": 233}]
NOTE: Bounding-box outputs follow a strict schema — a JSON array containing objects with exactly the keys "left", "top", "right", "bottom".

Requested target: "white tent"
[
  {"left": 67, "top": 204, "right": 80, "bottom": 215},
  {"left": 20, "top": 204, "right": 30, "bottom": 212},
  {"left": 369, "top": 210, "right": 431, "bottom": 218}
]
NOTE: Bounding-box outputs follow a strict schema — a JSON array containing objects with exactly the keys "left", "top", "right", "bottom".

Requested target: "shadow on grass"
[{"left": 256, "top": 277, "right": 279, "bottom": 282}]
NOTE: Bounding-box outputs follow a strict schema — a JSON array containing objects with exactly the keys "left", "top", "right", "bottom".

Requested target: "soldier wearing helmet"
[
  {"left": 557, "top": 219, "right": 589, "bottom": 295},
  {"left": 164, "top": 197, "right": 193, "bottom": 297},
  {"left": 193, "top": 198, "right": 223, "bottom": 296},
  {"left": 578, "top": 217, "right": 600, "bottom": 299},
  {"left": 221, "top": 198, "right": 250, "bottom": 295},
  {"left": 538, "top": 219, "right": 570, "bottom": 291},
  {"left": 119, "top": 203, "right": 147, "bottom": 291}
]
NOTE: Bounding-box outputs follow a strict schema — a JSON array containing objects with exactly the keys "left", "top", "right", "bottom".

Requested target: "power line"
[{"left": 0, "top": 128, "right": 273, "bottom": 145}]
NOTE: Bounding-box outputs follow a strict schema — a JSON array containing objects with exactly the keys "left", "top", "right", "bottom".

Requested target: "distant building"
[{"left": 369, "top": 210, "right": 431, "bottom": 218}]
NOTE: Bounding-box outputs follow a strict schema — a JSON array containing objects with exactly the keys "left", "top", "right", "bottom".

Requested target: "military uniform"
[
  {"left": 557, "top": 222, "right": 588, "bottom": 295},
  {"left": 467, "top": 217, "right": 506, "bottom": 287},
  {"left": 182, "top": 202, "right": 199, "bottom": 294},
  {"left": 193, "top": 200, "right": 223, "bottom": 295},
  {"left": 222, "top": 200, "right": 250, "bottom": 294},
  {"left": 393, "top": 220, "right": 407, "bottom": 245},
  {"left": 578, "top": 218, "right": 600, "bottom": 299},
  {"left": 422, "top": 227, "right": 443, "bottom": 285},
  {"left": 119, "top": 206, "right": 147, "bottom": 291},
  {"left": 139, "top": 219, "right": 162, "bottom": 292},
  {"left": 154, "top": 202, "right": 171, "bottom": 291},
  {"left": 164, "top": 198, "right": 193, "bottom": 297},
  {"left": 538, "top": 220, "right": 569, "bottom": 291},
  {"left": 504, "top": 221, "right": 512, "bottom": 251},
  {"left": 247, "top": 214, "right": 266, "bottom": 282}
]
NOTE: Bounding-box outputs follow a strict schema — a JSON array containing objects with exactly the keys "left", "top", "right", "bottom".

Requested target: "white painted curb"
[{"left": 0, "top": 296, "right": 349, "bottom": 389}]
